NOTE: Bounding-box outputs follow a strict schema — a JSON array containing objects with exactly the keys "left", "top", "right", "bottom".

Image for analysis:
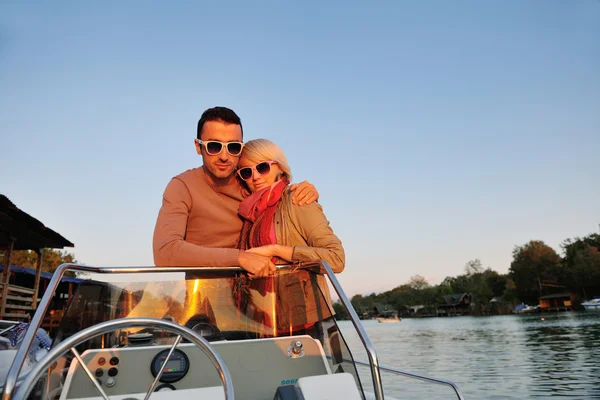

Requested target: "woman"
[{"left": 235, "top": 138, "right": 345, "bottom": 335}]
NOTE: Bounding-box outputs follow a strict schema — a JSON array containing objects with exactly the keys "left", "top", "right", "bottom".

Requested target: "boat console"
[{"left": 61, "top": 336, "right": 335, "bottom": 399}]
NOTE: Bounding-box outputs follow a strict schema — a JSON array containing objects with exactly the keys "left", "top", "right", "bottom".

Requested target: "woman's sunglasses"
[
  {"left": 237, "top": 161, "right": 277, "bottom": 181},
  {"left": 196, "top": 139, "right": 244, "bottom": 156}
]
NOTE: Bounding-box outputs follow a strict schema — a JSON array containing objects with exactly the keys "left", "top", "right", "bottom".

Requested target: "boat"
[
  {"left": 511, "top": 303, "right": 539, "bottom": 314},
  {"left": 582, "top": 297, "right": 600, "bottom": 311},
  {"left": 0, "top": 261, "right": 465, "bottom": 400},
  {"left": 376, "top": 314, "right": 401, "bottom": 323}
]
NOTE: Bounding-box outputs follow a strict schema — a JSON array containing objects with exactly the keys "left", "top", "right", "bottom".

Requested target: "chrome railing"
[
  {"left": 350, "top": 359, "right": 466, "bottom": 400},
  {"left": 0, "top": 321, "right": 18, "bottom": 336}
]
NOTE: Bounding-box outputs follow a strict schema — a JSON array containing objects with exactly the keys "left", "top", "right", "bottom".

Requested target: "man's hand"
[
  {"left": 238, "top": 251, "right": 276, "bottom": 278},
  {"left": 289, "top": 181, "right": 319, "bottom": 205}
]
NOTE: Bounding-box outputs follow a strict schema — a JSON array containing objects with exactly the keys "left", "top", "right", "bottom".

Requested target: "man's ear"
[{"left": 194, "top": 139, "right": 202, "bottom": 155}]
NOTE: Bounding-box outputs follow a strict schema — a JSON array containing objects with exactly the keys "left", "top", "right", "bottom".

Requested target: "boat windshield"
[{"left": 44, "top": 265, "right": 364, "bottom": 392}]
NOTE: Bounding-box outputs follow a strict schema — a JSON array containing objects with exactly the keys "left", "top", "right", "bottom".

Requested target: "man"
[{"left": 153, "top": 106, "right": 317, "bottom": 277}]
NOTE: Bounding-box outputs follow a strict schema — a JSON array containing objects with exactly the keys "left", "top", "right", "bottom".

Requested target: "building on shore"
[
  {"left": 539, "top": 293, "right": 577, "bottom": 312},
  {"left": 1, "top": 194, "right": 75, "bottom": 321},
  {"left": 437, "top": 293, "right": 472, "bottom": 316}
]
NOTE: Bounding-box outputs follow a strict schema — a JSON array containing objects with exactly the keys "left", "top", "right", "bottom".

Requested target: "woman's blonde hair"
[{"left": 241, "top": 139, "right": 292, "bottom": 181}]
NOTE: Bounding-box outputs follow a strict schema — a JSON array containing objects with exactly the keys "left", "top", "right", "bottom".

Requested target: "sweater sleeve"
[
  {"left": 152, "top": 178, "right": 240, "bottom": 267},
  {"left": 288, "top": 201, "right": 345, "bottom": 273}
]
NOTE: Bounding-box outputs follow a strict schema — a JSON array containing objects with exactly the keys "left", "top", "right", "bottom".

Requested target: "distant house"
[
  {"left": 437, "top": 293, "right": 472, "bottom": 316},
  {"left": 539, "top": 293, "right": 576, "bottom": 311},
  {"left": 373, "top": 303, "right": 398, "bottom": 317},
  {"left": 350, "top": 301, "right": 374, "bottom": 319}
]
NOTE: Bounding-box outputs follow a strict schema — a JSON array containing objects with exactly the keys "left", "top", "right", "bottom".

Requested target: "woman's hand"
[
  {"left": 238, "top": 251, "right": 276, "bottom": 278},
  {"left": 247, "top": 244, "right": 294, "bottom": 262},
  {"left": 246, "top": 244, "right": 279, "bottom": 258}
]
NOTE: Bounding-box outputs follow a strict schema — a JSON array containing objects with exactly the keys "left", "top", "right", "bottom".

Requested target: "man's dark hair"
[{"left": 197, "top": 106, "right": 243, "bottom": 139}]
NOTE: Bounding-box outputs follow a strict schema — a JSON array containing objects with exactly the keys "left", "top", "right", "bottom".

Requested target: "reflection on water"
[{"left": 339, "top": 312, "right": 600, "bottom": 399}]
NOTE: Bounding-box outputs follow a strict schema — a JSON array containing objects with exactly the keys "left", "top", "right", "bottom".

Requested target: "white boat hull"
[
  {"left": 583, "top": 304, "right": 600, "bottom": 311},
  {"left": 376, "top": 317, "right": 401, "bottom": 323},
  {"left": 582, "top": 299, "right": 600, "bottom": 311}
]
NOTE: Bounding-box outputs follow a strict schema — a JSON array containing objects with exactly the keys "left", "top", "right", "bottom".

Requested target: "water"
[{"left": 338, "top": 312, "right": 600, "bottom": 399}]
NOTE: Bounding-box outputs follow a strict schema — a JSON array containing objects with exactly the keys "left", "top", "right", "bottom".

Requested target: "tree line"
[
  {"left": 333, "top": 229, "right": 600, "bottom": 318},
  {"left": 5, "top": 249, "right": 77, "bottom": 273}
]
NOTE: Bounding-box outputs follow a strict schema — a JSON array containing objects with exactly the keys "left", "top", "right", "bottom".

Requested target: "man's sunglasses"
[
  {"left": 237, "top": 161, "right": 277, "bottom": 181},
  {"left": 196, "top": 139, "right": 244, "bottom": 156}
]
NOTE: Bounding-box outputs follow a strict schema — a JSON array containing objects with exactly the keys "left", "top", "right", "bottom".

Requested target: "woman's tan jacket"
[{"left": 272, "top": 190, "right": 345, "bottom": 331}]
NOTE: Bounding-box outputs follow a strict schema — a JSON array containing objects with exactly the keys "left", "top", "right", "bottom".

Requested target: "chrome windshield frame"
[
  {"left": 318, "top": 261, "right": 385, "bottom": 400},
  {"left": 1, "top": 262, "right": 465, "bottom": 400}
]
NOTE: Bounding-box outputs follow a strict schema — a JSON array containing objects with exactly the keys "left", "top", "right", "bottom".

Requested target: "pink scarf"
[
  {"left": 238, "top": 179, "right": 289, "bottom": 251},
  {"left": 233, "top": 179, "right": 289, "bottom": 330}
]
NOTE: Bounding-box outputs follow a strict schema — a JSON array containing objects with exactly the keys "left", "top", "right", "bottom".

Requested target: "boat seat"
[
  {"left": 296, "top": 373, "right": 362, "bottom": 399},
  {"left": 274, "top": 373, "right": 362, "bottom": 400}
]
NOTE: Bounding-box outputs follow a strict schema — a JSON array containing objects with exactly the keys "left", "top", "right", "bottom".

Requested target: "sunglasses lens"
[
  {"left": 256, "top": 162, "right": 271, "bottom": 175},
  {"left": 239, "top": 168, "right": 253, "bottom": 180},
  {"left": 205, "top": 142, "right": 223, "bottom": 155},
  {"left": 227, "top": 142, "right": 243, "bottom": 156}
]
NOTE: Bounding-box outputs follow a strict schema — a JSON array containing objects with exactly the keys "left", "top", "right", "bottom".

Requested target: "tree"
[
  {"left": 464, "top": 259, "right": 484, "bottom": 276},
  {"left": 445, "top": 275, "right": 470, "bottom": 294},
  {"left": 502, "top": 278, "right": 519, "bottom": 303},
  {"left": 9, "top": 249, "right": 77, "bottom": 273},
  {"left": 561, "top": 233, "right": 600, "bottom": 299},
  {"left": 562, "top": 233, "right": 600, "bottom": 266},
  {"left": 484, "top": 270, "right": 508, "bottom": 299},
  {"left": 509, "top": 240, "right": 561, "bottom": 304},
  {"left": 437, "top": 279, "right": 455, "bottom": 297},
  {"left": 351, "top": 294, "right": 373, "bottom": 313},
  {"left": 409, "top": 275, "right": 429, "bottom": 291},
  {"left": 332, "top": 300, "right": 349, "bottom": 320}
]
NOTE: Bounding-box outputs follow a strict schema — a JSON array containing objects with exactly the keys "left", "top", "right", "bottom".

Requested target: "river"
[{"left": 338, "top": 311, "right": 600, "bottom": 399}]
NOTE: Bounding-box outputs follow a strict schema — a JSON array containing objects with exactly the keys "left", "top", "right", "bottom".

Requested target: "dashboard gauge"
[
  {"left": 150, "top": 349, "right": 190, "bottom": 383},
  {"left": 155, "top": 384, "right": 176, "bottom": 392}
]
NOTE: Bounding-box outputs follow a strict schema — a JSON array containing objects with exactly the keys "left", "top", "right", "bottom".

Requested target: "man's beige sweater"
[{"left": 153, "top": 167, "right": 245, "bottom": 267}]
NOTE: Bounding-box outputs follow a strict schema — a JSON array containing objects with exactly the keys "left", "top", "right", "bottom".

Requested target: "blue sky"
[{"left": 2, "top": 1, "right": 599, "bottom": 295}]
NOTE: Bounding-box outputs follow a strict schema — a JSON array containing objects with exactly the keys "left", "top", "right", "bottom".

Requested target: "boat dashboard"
[{"left": 56, "top": 335, "right": 362, "bottom": 400}]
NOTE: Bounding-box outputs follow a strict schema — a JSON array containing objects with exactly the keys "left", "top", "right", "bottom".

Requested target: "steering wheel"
[{"left": 12, "top": 318, "right": 234, "bottom": 400}]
